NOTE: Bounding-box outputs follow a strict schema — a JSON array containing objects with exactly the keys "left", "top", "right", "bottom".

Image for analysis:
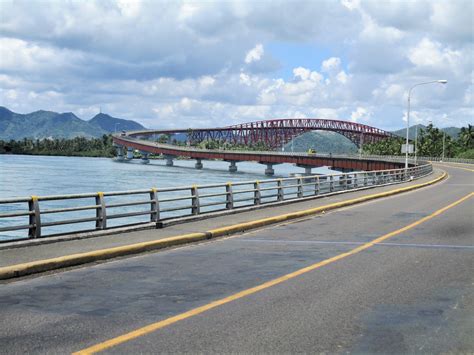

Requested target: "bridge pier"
[
  {"left": 195, "top": 159, "right": 203, "bottom": 169},
  {"left": 140, "top": 151, "right": 149, "bottom": 164},
  {"left": 164, "top": 155, "right": 175, "bottom": 166},
  {"left": 260, "top": 162, "right": 281, "bottom": 176},
  {"left": 126, "top": 147, "right": 134, "bottom": 160},
  {"left": 264, "top": 164, "right": 274, "bottom": 176},
  {"left": 297, "top": 164, "right": 314, "bottom": 176},
  {"left": 228, "top": 161, "right": 238, "bottom": 173},
  {"left": 115, "top": 145, "right": 124, "bottom": 161}
]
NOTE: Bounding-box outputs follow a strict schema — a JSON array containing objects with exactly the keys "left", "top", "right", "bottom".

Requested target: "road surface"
[{"left": 0, "top": 163, "right": 472, "bottom": 354}]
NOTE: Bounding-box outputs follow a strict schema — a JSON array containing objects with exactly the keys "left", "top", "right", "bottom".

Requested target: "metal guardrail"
[
  {"left": 356, "top": 154, "right": 474, "bottom": 164},
  {"left": 0, "top": 164, "right": 433, "bottom": 242}
]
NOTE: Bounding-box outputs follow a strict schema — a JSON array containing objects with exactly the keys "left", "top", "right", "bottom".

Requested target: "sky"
[{"left": 0, "top": 0, "right": 472, "bottom": 131}]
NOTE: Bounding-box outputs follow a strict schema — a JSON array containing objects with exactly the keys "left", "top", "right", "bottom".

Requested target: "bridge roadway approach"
[
  {"left": 112, "top": 135, "right": 404, "bottom": 174},
  {"left": 0, "top": 163, "right": 472, "bottom": 353}
]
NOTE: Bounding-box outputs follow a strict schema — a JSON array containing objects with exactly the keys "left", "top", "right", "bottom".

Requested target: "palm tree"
[{"left": 458, "top": 124, "right": 473, "bottom": 149}]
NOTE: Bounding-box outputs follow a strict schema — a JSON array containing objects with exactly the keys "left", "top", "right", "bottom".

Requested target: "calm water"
[{"left": 0, "top": 154, "right": 335, "bottom": 241}]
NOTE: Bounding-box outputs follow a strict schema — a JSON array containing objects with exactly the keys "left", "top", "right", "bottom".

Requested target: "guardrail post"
[
  {"left": 226, "top": 183, "right": 233, "bottom": 209},
  {"left": 277, "top": 179, "right": 284, "bottom": 201},
  {"left": 191, "top": 185, "right": 200, "bottom": 215},
  {"left": 95, "top": 192, "right": 107, "bottom": 230},
  {"left": 353, "top": 173, "right": 358, "bottom": 188},
  {"left": 28, "top": 195, "right": 41, "bottom": 238},
  {"left": 254, "top": 181, "right": 261, "bottom": 205},
  {"left": 297, "top": 178, "right": 303, "bottom": 198},
  {"left": 364, "top": 172, "right": 368, "bottom": 186},
  {"left": 150, "top": 187, "right": 160, "bottom": 222},
  {"left": 315, "top": 176, "right": 320, "bottom": 195},
  {"left": 329, "top": 175, "right": 334, "bottom": 192}
]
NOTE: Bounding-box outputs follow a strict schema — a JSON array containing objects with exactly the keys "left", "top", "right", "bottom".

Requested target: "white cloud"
[
  {"left": 408, "top": 38, "right": 461, "bottom": 69},
  {"left": 350, "top": 107, "right": 370, "bottom": 122},
  {"left": 244, "top": 44, "right": 264, "bottom": 64},
  {"left": 0, "top": 0, "right": 472, "bottom": 130},
  {"left": 321, "top": 57, "right": 341, "bottom": 73}
]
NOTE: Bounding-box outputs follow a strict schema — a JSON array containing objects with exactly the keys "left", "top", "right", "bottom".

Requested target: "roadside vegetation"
[
  {"left": 0, "top": 135, "right": 116, "bottom": 157},
  {"left": 362, "top": 124, "right": 474, "bottom": 159}
]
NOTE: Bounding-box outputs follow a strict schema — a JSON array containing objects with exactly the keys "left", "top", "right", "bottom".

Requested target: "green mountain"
[
  {"left": 89, "top": 113, "right": 145, "bottom": 132},
  {"left": 0, "top": 107, "right": 146, "bottom": 140},
  {"left": 391, "top": 124, "right": 460, "bottom": 140},
  {"left": 283, "top": 131, "right": 359, "bottom": 154}
]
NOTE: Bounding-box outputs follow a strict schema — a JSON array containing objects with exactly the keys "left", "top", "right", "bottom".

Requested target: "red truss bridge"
[
  {"left": 128, "top": 118, "right": 396, "bottom": 150},
  {"left": 112, "top": 118, "right": 404, "bottom": 174}
]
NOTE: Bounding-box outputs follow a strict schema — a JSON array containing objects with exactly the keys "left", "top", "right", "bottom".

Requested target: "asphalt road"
[{"left": 0, "top": 163, "right": 472, "bottom": 354}]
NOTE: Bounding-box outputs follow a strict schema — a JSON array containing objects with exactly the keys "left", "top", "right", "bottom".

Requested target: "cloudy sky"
[{"left": 0, "top": 0, "right": 472, "bottom": 130}]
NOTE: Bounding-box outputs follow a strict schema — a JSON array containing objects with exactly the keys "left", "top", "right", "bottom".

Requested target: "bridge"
[
  {"left": 112, "top": 119, "right": 400, "bottom": 175},
  {"left": 0, "top": 162, "right": 472, "bottom": 353},
  {"left": 126, "top": 118, "right": 396, "bottom": 149}
]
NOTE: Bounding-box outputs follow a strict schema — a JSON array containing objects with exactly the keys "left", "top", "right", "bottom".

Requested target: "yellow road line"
[
  {"left": 434, "top": 163, "right": 474, "bottom": 172},
  {"left": 0, "top": 172, "right": 447, "bottom": 281},
  {"left": 73, "top": 191, "right": 473, "bottom": 355}
]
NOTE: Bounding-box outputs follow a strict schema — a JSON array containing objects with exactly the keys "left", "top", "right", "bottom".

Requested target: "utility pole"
[{"left": 442, "top": 130, "right": 446, "bottom": 161}]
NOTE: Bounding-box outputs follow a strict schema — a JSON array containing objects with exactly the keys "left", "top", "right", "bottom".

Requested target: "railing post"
[
  {"left": 254, "top": 181, "right": 261, "bottom": 205},
  {"left": 315, "top": 176, "right": 320, "bottom": 195},
  {"left": 191, "top": 185, "right": 200, "bottom": 215},
  {"left": 95, "top": 192, "right": 107, "bottom": 230},
  {"left": 150, "top": 187, "right": 160, "bottom": 222},
  {"left": 363, "top": 172, "right": 368, "bottom": 186},
  {"left": 226, "top": 183, "right": 234, "bottom": 209},
  {"left": 28, "top": 195, "right": 41, "bottom": 238},
  {"left": 329, "top": 175, "right": 334, "bottom": 192},
  {"left": 277, "top": 179, "right": 284, "bottom": 201},
  {"left": 353, "top": 173, "right": 358, "bottom": 188},
  {"left": 297, "top": 177, "right": 303, "bottom": 198}
]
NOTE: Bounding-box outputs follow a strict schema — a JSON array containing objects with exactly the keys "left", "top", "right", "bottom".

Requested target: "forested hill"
[
  {"left": 391, "top": 124, "right": 460, "bottom": 140},
  {"left": 88, "top": 113, "right": 145, "bottom": 132},
  {"left": 0, "top": 107, "right": 146, "bottom": 140}
]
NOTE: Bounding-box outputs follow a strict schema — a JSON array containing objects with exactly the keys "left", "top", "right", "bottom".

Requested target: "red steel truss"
[{"left": 184, "top": 118, "right": 395, "bottom": 149}]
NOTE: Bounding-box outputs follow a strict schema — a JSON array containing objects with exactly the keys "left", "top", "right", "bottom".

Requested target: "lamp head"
[{"left": 437, "top": 80, "right": 448, "bottom": 84}]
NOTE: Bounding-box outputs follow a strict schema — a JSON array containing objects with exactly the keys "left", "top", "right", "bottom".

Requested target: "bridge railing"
[{"left": 0, "top": 163, "right": 433, "bottom": 242}]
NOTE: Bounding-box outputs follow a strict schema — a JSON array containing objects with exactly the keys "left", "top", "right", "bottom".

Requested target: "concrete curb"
[{"left": 0, "top": 171, "right": 447, "bottom": 281}]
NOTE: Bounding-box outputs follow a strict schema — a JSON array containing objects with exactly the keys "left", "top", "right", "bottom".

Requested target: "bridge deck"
[{"left": 0, "top": 164, "right": 471, "bottom": 353}]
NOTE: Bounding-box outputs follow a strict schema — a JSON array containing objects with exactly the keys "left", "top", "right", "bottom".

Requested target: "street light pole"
[
  {"left": 442, "top": 130, "right": 446, "bottom": 161},
  {"left": 405, "top": 80, "right": 447, "bottom": 170}
]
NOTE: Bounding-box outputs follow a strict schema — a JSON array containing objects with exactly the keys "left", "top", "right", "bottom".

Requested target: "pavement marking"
[
  {"left": 73, "top": 191, "right": 473, "bottom": 355},
  {"left": 434, "top": 163, "right": 474, "bottom": 172},
  {"left": 238, "top": 239, "right": 474, "bottom": 250}
]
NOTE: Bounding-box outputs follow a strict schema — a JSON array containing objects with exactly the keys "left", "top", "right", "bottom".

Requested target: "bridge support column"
[
  {"left": 264, "top": 164, "right": 275, "bottom": 176},
  {"left": 164, "top": 155, "right": 175, "bottom": 166},
  {"left": 126, "top": 147, "right": 134, "bottom": 160},
  {"left": 115, "top": 145, "right": 124, "bottom": 161},
  {"left": 297, "top": 164, "right": 314, "bottom": 176},
  {"left": 140, "top": 151, "right": 149, "bottom": 164},
  {"left": 195, "top": 159, "right": 203, "bottom": 169},
  {"left": 228, "top": 161, "right": 238, "bottom": 173}
]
